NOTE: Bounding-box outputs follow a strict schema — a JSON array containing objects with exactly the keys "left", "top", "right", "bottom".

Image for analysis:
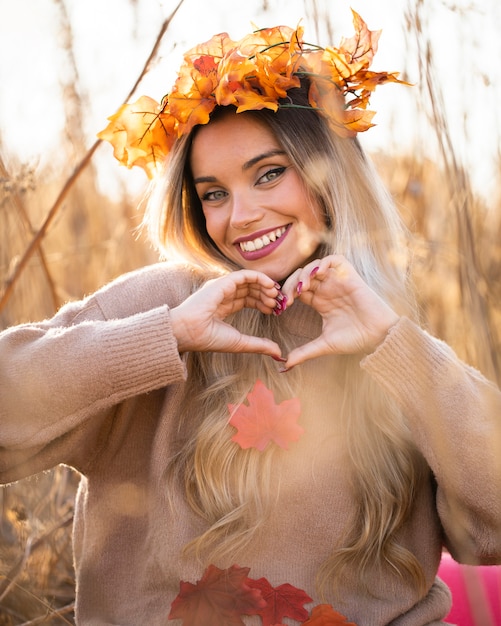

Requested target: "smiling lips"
[{"left": 235, "top": 226, "right": 289, "bottom": 260}]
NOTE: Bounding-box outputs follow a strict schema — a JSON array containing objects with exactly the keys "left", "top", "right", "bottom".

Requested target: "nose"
[{"left": 229, "top": 192, "right": 263, "bottom": 230}]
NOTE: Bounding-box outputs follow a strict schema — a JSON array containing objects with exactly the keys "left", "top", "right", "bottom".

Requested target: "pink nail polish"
[
  {"left": 296, "top": 281, "right": 303, "bottom": 295},
  {"left": 310, "top": 266, "right": 319, "bottom": 278},
  {"left": 271, "top": 355, "right": 287, "bottom": 362}
]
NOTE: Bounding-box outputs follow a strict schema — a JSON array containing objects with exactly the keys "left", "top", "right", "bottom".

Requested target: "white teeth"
[{"left": 239, "top": 227, "right": 286, "bottom": 252}]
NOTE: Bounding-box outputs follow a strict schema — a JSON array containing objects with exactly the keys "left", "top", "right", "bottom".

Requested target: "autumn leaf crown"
[{"left": 98, "top": 11, "right": 406, "bottom": 179}]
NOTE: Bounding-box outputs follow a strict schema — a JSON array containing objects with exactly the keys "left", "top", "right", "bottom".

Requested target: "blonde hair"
[{"left": 144, "top": 84, "right": 427, "bottom": 598}]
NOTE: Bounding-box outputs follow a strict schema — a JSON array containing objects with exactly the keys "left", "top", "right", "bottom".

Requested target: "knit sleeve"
[
  {"left": 0, "top": 264, "right": 188, "bottom": 478},
  {"left": 361, "top": 316, "right": 501, "bottom": 564}
]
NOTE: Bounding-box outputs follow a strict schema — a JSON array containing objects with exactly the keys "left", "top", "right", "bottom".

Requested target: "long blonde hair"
[{"left": 144, "top": 84, "right": 427, "bottom": 597}]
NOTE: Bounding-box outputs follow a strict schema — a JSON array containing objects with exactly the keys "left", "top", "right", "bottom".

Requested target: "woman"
[{"left": 1, "top": 14, "right": 501, "bottom": 625}]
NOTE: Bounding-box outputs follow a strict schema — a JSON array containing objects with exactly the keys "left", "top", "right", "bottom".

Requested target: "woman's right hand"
[{"left": 170, "top": 270, "right": 284, "bottom": 359}]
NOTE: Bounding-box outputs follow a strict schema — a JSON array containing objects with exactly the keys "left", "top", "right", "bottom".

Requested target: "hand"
[
  {"left": 170, "top": 270, "right": 283, "bottom": 358},
  {"left": 281, "top": 255, "right": 400, "bottom": 368}
]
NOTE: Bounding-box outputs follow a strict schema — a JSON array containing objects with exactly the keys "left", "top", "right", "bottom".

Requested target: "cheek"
[
  {"left": 202, "top": 211, "right": 225, "bottom": 243},
  {"left": 300, "top": 198, "right": 327, "bottom": 233}
]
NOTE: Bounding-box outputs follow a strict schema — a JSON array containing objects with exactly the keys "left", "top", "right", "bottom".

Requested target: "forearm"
[
  {"left": 0, "top": 303, "right": 186, "bottom": 450},
  {"left": 362, "top": 316, "right": 501, "bottom": 561}
]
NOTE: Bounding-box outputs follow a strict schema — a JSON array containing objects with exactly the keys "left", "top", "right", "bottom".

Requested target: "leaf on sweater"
[
  {"left": 302, "top": 603, "right": 358, "bottom": 625},
  {"left": 228, "top": 379, "right": 303, "bottom": 451},
  {"left": 168, "top": 564, "right": 266, "bottom": 626},
  {"left": 247, "top": 576, "right": 312, "bottom": 625}
]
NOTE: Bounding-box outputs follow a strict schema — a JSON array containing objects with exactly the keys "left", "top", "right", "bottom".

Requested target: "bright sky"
[{"left": 0, "top": 0, "right": 499, "bottom": 203}]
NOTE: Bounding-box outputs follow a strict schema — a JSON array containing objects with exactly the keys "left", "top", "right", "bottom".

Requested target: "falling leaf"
[
  {"left": 302, "top": 604, "right": 358, "bottom": 625},
  {"left": 247, "top": 576, "right": 313, "bottom": 625},
  {"left": 228, "top": 379, "right": 303, "bottom": 451},
  {"left": 168, "top": 564, "right": 266, "bottom": 626}
]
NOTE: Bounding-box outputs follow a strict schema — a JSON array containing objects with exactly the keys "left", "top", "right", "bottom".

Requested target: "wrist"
[
  {"left": 369, "top": 314, "right": 400, "bottom": 354},
  {"left": 169, "top": 306, "right": 189, "bottom": 354}
]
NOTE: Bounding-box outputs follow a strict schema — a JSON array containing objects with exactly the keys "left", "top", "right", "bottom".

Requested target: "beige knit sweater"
[{"left": 1, "top": 262, "right": 501, "bottom": 625}]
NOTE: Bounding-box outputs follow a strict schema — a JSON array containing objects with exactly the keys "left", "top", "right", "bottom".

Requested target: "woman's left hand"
[{"left": 281, "top": 255, "right": 400, "bottom": 368}]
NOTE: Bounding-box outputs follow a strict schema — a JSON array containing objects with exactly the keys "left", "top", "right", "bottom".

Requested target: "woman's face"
[{"left": 189, "top": 113, "right": 327, "bottom": 282}]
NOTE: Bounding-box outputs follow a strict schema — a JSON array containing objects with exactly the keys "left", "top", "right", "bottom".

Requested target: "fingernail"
[
  {"left": 310, "top": 266, "right": 319, "bottom": 278},
  {"left": 296, "top": 281, "right": 303, "bottom": 295},
  {"left": 271, "top": 355, "right": 287, "bottom": 362},
  {"left": 279, "top": 365, "right": 294, "bottom": 373},
  {"left": 274, "top": 294, "right": 287, "bottom": 314}
]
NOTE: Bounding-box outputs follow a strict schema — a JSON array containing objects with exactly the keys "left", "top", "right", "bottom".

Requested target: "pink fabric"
[{"left": 439, "top": 552, "right": 501, "bottom": 625}]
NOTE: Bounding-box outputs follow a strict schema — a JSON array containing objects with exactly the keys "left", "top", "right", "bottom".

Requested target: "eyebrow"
[
  {"left": 242, "top": 149, "right": 286, "bottom": 171},
  {"left": 192, "top": 149, "right": 286, "bottom": 185}
]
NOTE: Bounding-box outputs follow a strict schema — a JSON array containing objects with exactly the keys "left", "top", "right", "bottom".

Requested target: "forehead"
[{"left": 189, "top": 114, "right": 282, "bottom": 174}]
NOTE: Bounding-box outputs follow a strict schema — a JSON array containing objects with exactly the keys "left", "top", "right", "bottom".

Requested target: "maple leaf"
[
  {"left": 228, "top": 379, "right": 303, "bottom": 451},
  {"left": 247, "top": 577, "right": 312, "bottom": 625},
  {"left": 337, "top": 9, "right": 380, "bottom": 70},
  {"left": 302, "top": 604, "right": 358, "bottom": 625},
  {"left": 193, "top": 54, "right": 219, "bottom": 77},
  {"left": 97, "top": 95, "right": 176, "bottom": 178},
  {"left": 168, "top": 564, "right": 266, "bottom": 626}
]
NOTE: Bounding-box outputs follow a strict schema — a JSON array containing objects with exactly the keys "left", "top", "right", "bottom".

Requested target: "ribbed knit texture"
[{"left": 2, "top": 264, "right": 501, "bottom": 625}]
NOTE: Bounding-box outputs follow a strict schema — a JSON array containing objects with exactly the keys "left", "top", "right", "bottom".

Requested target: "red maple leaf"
[
  {"left": 247, "top": 576, "right": 313, "bottom": 625},
  {"left": 168, "top": 564, "right": 266, "bottom": 626},
  {"left": 302, "top": 603, "right": 358, "bottom": 625},
  {"left": 228, "top": 379, "right": 303, "bottom": 451},
  {"left": 193, "top": 54, "right": 218, "bottom": 77}
]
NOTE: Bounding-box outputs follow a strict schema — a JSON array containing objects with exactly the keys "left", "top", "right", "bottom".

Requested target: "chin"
[{"left": 267, "top": 268, "right": 291, "bottom": 284}]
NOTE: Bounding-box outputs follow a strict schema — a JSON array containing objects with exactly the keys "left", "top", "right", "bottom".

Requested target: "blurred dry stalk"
[
  {"left": 0, "top": 0, "right": 183, "bottom": 622},
  {"left": 1, "top": 0, "right": 500, "bottom": 622},
  {"left": 401, "top": 0, "right": 501, "bottom": 381}
]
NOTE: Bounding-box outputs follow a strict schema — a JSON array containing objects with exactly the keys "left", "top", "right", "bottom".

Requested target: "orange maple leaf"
[
  {"left": 228, "top": 380, "right": 303, "bottom": 451},
  {"left": 338, "top": 9, "right": 380, "bottom": 68},
  {"left": 167, "top": 33, "right": 236, "bottom": 134},
  {"left": 302, "top": 604, "right": 358, "bottom": 625},
  {"left": 96, "top": 95, "right": 176, "bottom": 178},
  {"left": 247, "top": 577, "right": 312, "bottom": 625},
  {"left": 168, "top": 564, "right": 266, "bottom": 626}
]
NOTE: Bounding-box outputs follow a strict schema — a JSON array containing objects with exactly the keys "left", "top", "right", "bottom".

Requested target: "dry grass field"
[{"left": 1, "top": 0, "right": 500, "bottom": 622}]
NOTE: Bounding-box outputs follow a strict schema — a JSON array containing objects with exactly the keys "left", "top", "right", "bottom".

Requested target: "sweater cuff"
[
  {"left": 101, "top": 306, "right": 187, "bottom": 397},
  {"left": 360, "top": 316, "right": 460, "bottom": 407}
]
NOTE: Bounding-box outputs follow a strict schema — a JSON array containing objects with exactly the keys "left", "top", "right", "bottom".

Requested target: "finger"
[
  {"left": 227, "top": 335, "right": 283, "bottom": 359},
  {"left": 230, "top": 280, "right": 281, "bottom": 308},
  {"left": 229, "top": 286, "right": 279, "bottom": 314},
  {"left": 283, "top": 337, "right": 331, "bottom": 369},
  {"left": 245, "top": 283, "right": 280, "bottom": 305},
  {"left": 283, "top": 260, "right": 325, "bottom": 299},
  {"left": 241, "top": 295, "right": 278, "bottom": 315},
  {"left": 231, "top": 270, "right": 278, "bottom": 293},
  {"left": 280, "top": 268, "right": 303, "bottom": 306}
]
